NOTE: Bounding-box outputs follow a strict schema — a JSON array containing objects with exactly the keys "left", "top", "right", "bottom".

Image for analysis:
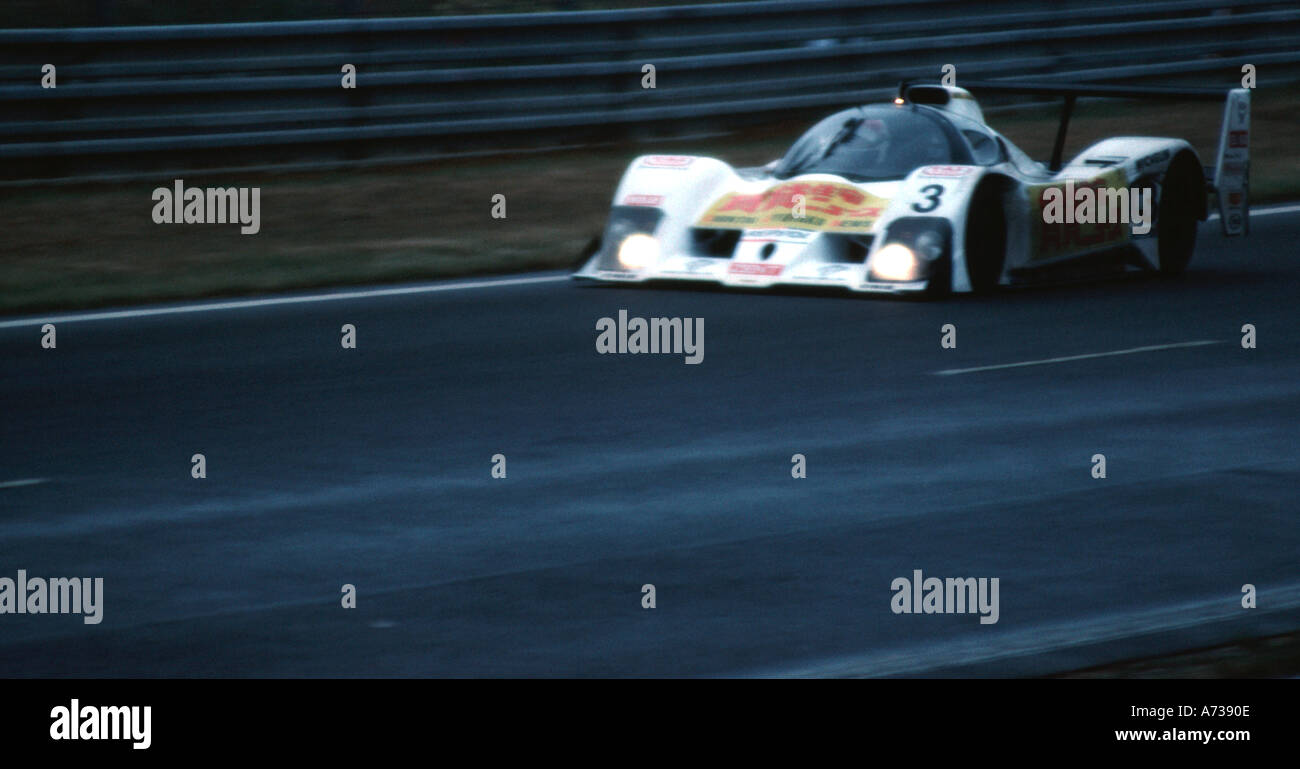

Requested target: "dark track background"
[{"left": 1, "top": 212, "right": 1297, "bottom": 676}]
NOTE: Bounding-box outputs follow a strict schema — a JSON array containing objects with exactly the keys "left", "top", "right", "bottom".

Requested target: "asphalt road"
[{"left": 2, "top": 209, "right": 1299, "bottom": 676}]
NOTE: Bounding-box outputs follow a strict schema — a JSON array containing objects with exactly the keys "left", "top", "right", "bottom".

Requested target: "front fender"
[
  {"left": 872, "top": 165, "right": 987, "bottom": 292},
  {"left": 579, "top": 155, "right": 739, "bottom": 275}
]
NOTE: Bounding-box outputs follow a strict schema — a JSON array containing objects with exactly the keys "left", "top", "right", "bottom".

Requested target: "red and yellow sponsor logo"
[
  {"left": 1030, "top": 169, "right": 1130, "bottom": 261},
  {"left": 698, "top": 181, "right": 889, "bottom": 234}
]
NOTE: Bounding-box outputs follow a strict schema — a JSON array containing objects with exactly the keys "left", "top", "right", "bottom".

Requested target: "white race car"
[{"left": 574, "top": 81, "right": 1250, "bottom": 296}]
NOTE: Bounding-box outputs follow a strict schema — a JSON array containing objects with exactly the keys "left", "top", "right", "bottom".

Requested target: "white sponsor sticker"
[{"left": 741, "top": 228, "right": 813, "bottom": 243}]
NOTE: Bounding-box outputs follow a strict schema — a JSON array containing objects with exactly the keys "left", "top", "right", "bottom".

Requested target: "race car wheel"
[
  {"left": 965, "top": 180, "right": 1007, "bottom": 293},
  {"left": 1157, "top": 155, "right": 1201, "bottom": 276}
]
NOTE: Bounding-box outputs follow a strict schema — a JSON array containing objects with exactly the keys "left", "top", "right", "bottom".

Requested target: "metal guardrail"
[{"left": 0, "top": 0, "right": 1296, "bottom": 181}]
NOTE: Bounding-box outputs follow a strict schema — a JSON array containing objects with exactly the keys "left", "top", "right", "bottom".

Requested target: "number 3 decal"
[{"left": 912, "top": 184, "right": 944, "bottom": 213}]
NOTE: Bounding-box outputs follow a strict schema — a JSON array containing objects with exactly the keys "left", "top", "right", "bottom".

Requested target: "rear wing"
[
  {"left": 899, "top": 80, "right": 1250, "bottom": 235},
  {"left": 1213, "top": 88, "right": 1250, "bottom": 235}
]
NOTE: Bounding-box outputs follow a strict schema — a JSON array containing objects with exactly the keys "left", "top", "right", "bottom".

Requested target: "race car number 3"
[{"left": 912, "top": 184, "right": 944, "bottom": 213}]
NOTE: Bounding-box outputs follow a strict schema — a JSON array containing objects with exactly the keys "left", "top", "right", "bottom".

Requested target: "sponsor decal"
[
  {"left": 1216, "top": 92, "right": 1249, "bottom": 234},
  {"left": 1134, "top": 149, "right": 1170, "bottom": 173},
  {"left": 622, "top": 194, "right": 664, "bottom": 206},
  {"left": 1029, "top": 169, "right": 1132, "bottom": 259},
  {"left": 740, "top": 228, "right": 814, "bottom": 243},
  {"left": 919, "top": 165, "right": 974, "bottom": 177},
  {"left": 640, "top": 155, "right": 695, "bottom": 169},
  {"left": 698, "top": 181, "right": 889, "bottom": 234},
  {"left": 728, "top": 263, "right": 784, "bottom": 276}
]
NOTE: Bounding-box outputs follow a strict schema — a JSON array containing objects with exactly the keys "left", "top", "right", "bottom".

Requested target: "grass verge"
[{"left": 2, "top": 86, "right": 1295, "bottom": 315}]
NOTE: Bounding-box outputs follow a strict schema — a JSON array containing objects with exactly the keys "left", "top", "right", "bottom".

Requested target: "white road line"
[
  {"left": 0, "top": 478, "right": 50, "bottom": 490},
  {"left": 0, "top": 273, "right": 570, "bottom": 329},
  {"left": 935, "top": 340, "right": 1221, "bottom": 376},
  {"left": 1209, "top": 202, "right": 1300, "bottom": 220}
]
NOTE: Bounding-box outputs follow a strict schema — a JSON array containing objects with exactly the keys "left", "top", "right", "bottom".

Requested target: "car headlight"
[
  {"left": 599, "top": 205, "right": 664, "bottom": 271},
  {"left": 870, "top": 243, "right": 919, "bottom": 282},
  {"left": 618, "top": 233, "right": 659, "bottom": 269},
  {"left": 869, "top": 217, "right": 953, "bottom": 283}
]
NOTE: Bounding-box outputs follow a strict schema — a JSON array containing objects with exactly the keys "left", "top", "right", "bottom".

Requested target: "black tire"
[
  {"left": 921, "top": 253, "right": 952, "bottom": 299},
  {"left": 964, "top": 181, "right": 1007, "bottom": 293},
  {"left": 1157, "top": 155, "right": 1202, "bottom": 276}
]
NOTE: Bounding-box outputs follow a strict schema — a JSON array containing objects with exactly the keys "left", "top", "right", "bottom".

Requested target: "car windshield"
[{"left": 773, "top": 105, "right": 973, "bottom": 182}]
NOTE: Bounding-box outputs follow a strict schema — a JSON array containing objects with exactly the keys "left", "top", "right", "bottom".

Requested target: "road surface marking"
[
  {"left": 935, "top": 340, "right": 1221, "bottom": 376},
  {"left": 0, "top": 274, "right": 569, "bottom": 329},
  {"left": 0, "top": 478, "right": 50, "bottom": 490},
  {"left": 1209, "top": 202, "right": 1300, "bottom": 220}
]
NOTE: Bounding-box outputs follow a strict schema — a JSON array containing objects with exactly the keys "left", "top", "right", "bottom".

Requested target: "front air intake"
[{"left": 691, "top": 228, "right": 741, "bottom": 258}]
